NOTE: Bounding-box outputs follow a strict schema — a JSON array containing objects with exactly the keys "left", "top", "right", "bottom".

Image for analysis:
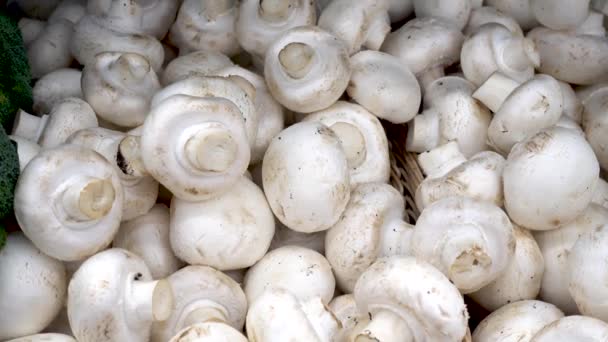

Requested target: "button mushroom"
[
  {"left": 0, "top": 233, "right": 67, "bottom": 341},
  {"left": 413, "top": 0, "right": 472, "bottom": 30},
  {"left": 14, "top": 145, "right": 124, "bottom": 261},
  {"left": 26, "top": 19, "right": 73, "bottom": 79},
  {"left": 168, "top": 322, "right": 248, "bottom": 342},
  {"left": 151, "top": 265, "right": 247, "bottom": 342},
  {"left": 8, "top": 135, "right": 41, "bottom": 171},
  {"left": 530, "top": 315, "right": 608, "bottom": 341},
  {"left": 32, "top": 68, "right": 82, "bottom": 115},
  {"left": 530, "top": 0, "right": 591, "bottom": 30},
  {"left": 161, "top": 50, "right": 234, "bottom": 86},
  {"left": 68, "top": 248, "right": 174, "bottom": 342}
]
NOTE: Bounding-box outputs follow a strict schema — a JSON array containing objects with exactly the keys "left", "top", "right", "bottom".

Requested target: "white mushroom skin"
[
  {"left": 68, "top": 248, "right": 174, "bottom": 342},
  {"left": 328, "top": 294, "right": 368, "bottom": 342},
  {"left": 530, "top": 316, "right": 608, "bottom": 341},
  {"left": 353, "top": 257, "right": 469, "bottom": 342},
  {"left": 413, "top": 0, "right": 472, "bottom": 30},
  {"left": 0, "top": 233, "right": 67, "bottom": 341},
  {"left": 412, "top": 196, "right": 516, "bottom": 294},
  {"left": 27, "top": 19, "right": 73, "bottom": 79},
  {"left": 559, "top": 80, "right": 583, "bottom": 123},
  {"left": 530, "top": 0, "right": 590, "bottom": 31},
  {"left": 262, "top": 121, "right": 351, "bottom": 233},
  {"left": 168, "top": 322, "right": 248, "bottom": 342},
  {"left": 582, "top": 87, "right": 608, "bottom": 171},
  {"left": 32, "top": 68, "right": 82, "bottom": 115},
  {"left": 472, "top": 300, "right": 564, "bottom": 342},
  {"left": 18, "top": 18, "right": 45, "bottom": 47},
  {"left": 503, "top": 127, "right": 599, "bottom": 230},
  {"left": 485, "top": 0, "right": 539, "bottom": 30},
  {"left": 113, "top": 204, "right": 182, "bottom": 279},
  {"left": 161, "top": 50, "right": 234, "bottom": 86},
  {"left": 5, "top": 333, "right": 76, "bottom": 342},
  {"left": 464, "top": 6, "right": 524, "bottom": 36},
  {"left": 170, "top": 177, "right": 275, "bottom": 270},
  {"left": 244, "top": 246, "right": 335, "bottom": 304},
  {"left": 8, "top": 135, "right": 41, "bottom": 172}
]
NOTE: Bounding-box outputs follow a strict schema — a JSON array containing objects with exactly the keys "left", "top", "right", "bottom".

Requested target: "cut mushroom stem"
[
  {"left": 117, "top": 136, "right": 148, "bottom": 178},
  {"left": 62, "top": 177, "right": 116, "bottom": 221},
  {"left": 357, "top": 309, "right": 413, "bottom": 342},
  {"left": 260, "top": 0, "right": 295, "bottom": 21},
  {"left": 278, "top": 42, "right": 315, "bottom": 79},
  {"left": 184, "top": 126, "right": 238, "bottom": 173},
  {"left": 12, "top": 110, "right": 49, "bottom": 142},
  {"left": 128, "top": 278, "right": 173, "bottom": 322},
  {"left": 502, "top": 36, "right": 541, "bottom": 72},
  {"left": 180, "top": 304, "right": 229, "bottom": 327},
  {"left": 204, "top": 0, "right": 236, "bottom": 19},
  {"left": 472, "top": 73, "right": 521, "bottom": 112},
  {"left": 417, "top": 141, "right": 467, "bottom": 178},
  {"left": 112, "top": 53, "right": 151, "bottom": 83},
  {"left": 330, "top": 122, "right": 366, "bottom": 168}
]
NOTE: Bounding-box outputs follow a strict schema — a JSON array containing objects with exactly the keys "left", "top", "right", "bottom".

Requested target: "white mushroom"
[
  {"left": 472, "top": 300, "right": 564, "bottom": 342},
  {"left": 318, "top": 0, "right": 391, "bottom": 55},
  {"left": 582, "top": 86, "right": 608, "bottom": 171},
  {"left": 530, "top": 0, "right": 590, "bottom": 31},
  {"left": 484, "top": 0, "right": 539, "bottom": 30},
  {"left": 530, "top": 316, "right": 608, "bottom": 341},
  {"left": 244, "top": 246, "right": 335, "bottom": 304},
  {"left": 264, "top": 26, "right": 351, "bottom": 113},
  {"left": 169, "top": 0, "right": 240, "bottom": 56},
  {"left": 8, "top": 135, "right": 41, "bottom": 171},
  {"left": 113, "top": 204, "right": 182, "bottom": 279},
  {"left": 26, "top": 18, "right": 74, "bottom": 79},
  {"left": 464, "top": 6, "right": 524, "bottom": 36},
  {"left": 503, "top": 127, "right": 599, "bottom": 230},
  {"left": 18, "top": 18, "right": 45, "bottom": 47},
  {"left": 161, "top": 50, "right": 234, "bottom": 86},
  {"left": 32, "top": 68, "right": 82, "bottom": 115},
  {"left": 415, "top": 141, "right": 506, "bottom": 210},
  {"left": 71, "top": 0, "right": 164, "bottom": 72},
  {"left": 5, "top": 333, "right": 76, "bottom": 342},
  {"left": 413, "top": 0, "right": 472, "bottom": 30},
  {"left": 170, "top": 176, "right": 275, "bottom": 270},
  {"left": 325, "top": 182, "right": 414, "bottom": 293},
  {"left": 412, "top": 196, "right": 516, "bottom": 293},
  {"left": 559, "top": 80, "right": 584, "bottom": 124},
  {"left": 0, "top": 233, "right": 67, "bottom": 341},
  {"left": 236, "top": 0, "right": 316, "bottom": 67},
  {"left": 168, "top": 322, "right": 248, "bottom": 342},
  {"left": 68, "top": 248, "right": 174, "bottom": 342},
  {"left": 82, "top": 52, "right": 161, "bottom": 128},
  {"left": 48, "top": 0, "right": 86, "bottom": 24},
  {"left": 347, "top": 50, "right": 421, "bottom": 124},
  {"left": 151, "top": 265, "right": 247, "bottom": 342},
  {"left": 262, "top": 121, "right": 350, "bottom": 233},
  {"left": 14, "top": 145, "right": 124, "bottom": 261},
  {"left": 66, "top": 127, "right": 159, "bottom": 221},
  {"left": 302, "top": 101, "right": 390, "bottom": 187},
  {"left": 328, "top": 294, "right": 368, "bottom": 342},
  {"left": 353, "top": 257, "right": 469, "bottom": 341},
  {"left": 472, "top": 72, "right": 563, "bottom": 155}
]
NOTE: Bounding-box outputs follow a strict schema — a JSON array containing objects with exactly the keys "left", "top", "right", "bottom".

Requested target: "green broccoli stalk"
[
  {"left": 0, "top": 124, "right": 19, "bottom": 249},
  {"left": 0, "top": 9, "right": 33, "bottom": 132}
]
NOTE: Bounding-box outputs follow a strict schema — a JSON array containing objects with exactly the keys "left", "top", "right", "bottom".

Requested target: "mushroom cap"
[
  {"left": 558, "top": 80, "right": 583, "bottom": 123},
  {"left": 354, "top": 257, "right": 468, "bottom": 342},
  {"left": 412, "top": 196, "right": 516, "bottom": 293},
  {"left": 161, "top": 51, "right": 234, "bottom": 86},
  {"left": 413, "top": 0, "right": 472, "bottom": 30},
  {"left": 264, "top": 25, "right": 352, "bottom": 113},
  {"left": 5, "top": 333, "right": 77, "bottom": 342},
  {"left": 14, "top": 145, "right": 124, "bottom": 261},
  {"left": 48, "top": 0, "right": 86, "bottom": 24},
  {"left": 37, "top": 97, "right": 98, "bottom": 149},
  {"left": 503, "top": 127, "right": 599, "bottom": 230},
  {"left": 472, "top": 300, "right": 564, "bottom": 342},
  {"left": 485, "top": 0, "right": 539, "bottom": 30},
  {"left": 68, "top": 248, "right": 173, "bottom": 342},
  {"left": 527, "top": 27, "right": 608, "bottom": 85},
  {"left": 237, "top": 0, "right": 317, "bottom": 60},
  {"left": 262, "top": 121, "right": 350, "bottom": 233},
  {"left": 347, "top": 50, "right": 421, "bottom": 124},
  {"left": 151, "top": 266, "right": 247, "bottom": 342},
  {"left": 169, "top": 176, "right": 275, "bottom": 270},
  {"left": 381, "top": 17, "right": 464, "bottom": 77},
  {"left": 0, "top": 233, "right": 67, "bottom": 341},
  {"left": 302, "top": 101, "right": 390, "bottom": 186},
  {"left": 168, "top": 322, "right": 248, "bottom": 342},
  {"left": 82, "top": 51, "right": 161, "bottom": 128},
  {"left": 32, "top": 68, "right": 83, "bottom": 114},
  {"left": 464, "top": 6, "right": 524, "bottom": 36},
  {"left": 27, "top": 19, "right": 74, "bottom": 79},
  {"left": 530, "top": 0, "right": 590, "bottom": 30},
  {"left": 244, "top": 246, "right": 335, "bottom": 304},
  {"left": 487, "top": 74, "right": 563, "bottom": 155},
  {"left": 114, "top": 204, "right": 182, "bottom": 279},
  {"left": 325, "top": 182, "right": 405, "bottom": 293},
  {"left": 582, "top": 88, "right": 608, "bottom": 171},
  {"left": 531, "top": 316, "right": 608, "bottom": 341}
]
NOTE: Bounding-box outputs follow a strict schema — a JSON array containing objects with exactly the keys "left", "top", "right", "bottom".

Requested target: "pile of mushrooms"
[{"left": 4, "top": 0, "right": 608, "bottom": 340}]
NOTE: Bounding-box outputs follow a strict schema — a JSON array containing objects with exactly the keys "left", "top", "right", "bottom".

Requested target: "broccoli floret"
[
  {"left": 0, "top": 10, "right": 33, "bottom": 132},
  {"left": 0, "top": 125, "right": 19, "bottom": 222}
]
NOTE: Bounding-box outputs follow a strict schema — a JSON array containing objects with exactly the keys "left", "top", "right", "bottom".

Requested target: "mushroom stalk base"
[
  {"left": 364, "top": 12, "right": 390, "bottom": 51},
  {"left": 203, "top": 0, "right": 235, "bottom": 20},
  {"left": 441, "top": 226, "right": 491, "bottom": 293},
  {"left": 260, "top": 0, "right": 296, "bottom": 21},
  {"left": 62, "top": 177, "right": 116, "bottom": 221},
  {"left": 406, "top": 109, "right": 440, "bottom": 153},
  {"left": 330, "top": 122, "right": 367, "bottom": 169},
  {"left": 185, "top": 127, "right": 238, "bottom": 173},
  {"left": 278, "top": 42, "right": 315, "bottom": 79},
  {"left": 501, "top": 37, "right": 540, "bottom": 71},
  {"left": 12, "top": 110, "right": 48, "bottom": 142},
  {"left": 417, "top": 141, "right": 466, "bottom": 178},
  {"left": 472, "top": 72, "right": 521, "bottom": 112},
  {"left": 180, "top": 302, "right": 230, "bottom": 328},
  {"left": 356, "top": 309, "right": 413, "bottom": 342},
  {"left": 128, "top": 278, "right": 173, "bottom": 323}
]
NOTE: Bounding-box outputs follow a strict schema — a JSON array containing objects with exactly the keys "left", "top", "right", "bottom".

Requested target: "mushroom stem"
[
  {"left": 364, "top": 12, "right": 391, "bottom": 51},
  {"left": 406, "top": 108, "right": 440, "bottom": 153},
  {"left": 356, "top": 309, "right": 413, "bottom": 342},
  {"left": 441, "top": 225, "right": 491, "bottom": 293},
  {"left": 180, "top": 302, "right": 230, "bottom": 328},
  {"left": 128, "top": 278, "right": 173, "bottom": 323},
  {"left": 278, "top": 42, "right": 316, "bottom": 79},
  {"left": 417, "top": 141, "right": 467, "bottom": 178},
  {"left": 418, "top": 66, "right": 446, "bottom": 93},
  {"left": 575, "top": 11, "right": 606, "bottom": 36},
  {"left": 62, "top": 176, "right": 116, "bottom": 221},
  {"left": 112, "top": 53, "right": 151, "bottom": 82},
  {"left": 106, "top": 0, "right": 144, "bottom": 33},
  {"left": 118, "top": 135, "right": 149, "bottom": 178},
  {"left": 329, "top": 122, "right": 367, "bottom": 169},
  {"left": 184, "top": 125, "right": 238, "bottom": 173},
  {"left": 259, "top": 0, "right": 296, "bottom": 21},
  {"left": 501, "top": 37, "right": 540, "bottom": 72},
  {"left": 11, "top": 110, "right": 48, "bottom": 142},
  {"left": 472, "top": 72, "right": 521, "bottom": 112},
  {"left": 202, "top": 0, "right": 236, "bottom": 20}
]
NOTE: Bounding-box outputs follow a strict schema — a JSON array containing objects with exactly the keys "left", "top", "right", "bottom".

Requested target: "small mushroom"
[
  {"left": 582, "top": 86, "right": 608, "bottom": 171},
  {"left": 472, "top": 300, "right": 564, "bottom": 342},
  {"left": 68, "top": 248, "right": 174, "bottom": 342},
  {"left": 151, "top": 265, "right": 247, "bottom": 342},
  {"left": 0, "top": 233, "right": 67, "bottom": 341},
  {"left": 113, "top": 204, "right": 182, "bottom": 279},
  {"left": 5, "top": 333, "right": 76, "bottom": 342},
  {"left": 161, "top": 51, "right": 234, "bottom": 86},
  {"left": 18, "top": 18, "right": 45, "bottom": 47},
  {"left": 381, "top": 17, "right": 464, "bottom": 90},
  {"left": 412, "top": 196, "right": 516, "bottom": 293},
  {"left": 82, "top": 52, "right": 161, "bottom": 128},
  {"left": 347, "top": 50, "right": 421, "bottom": 124},
  {"left": 14, "top": 145, "right": 124, "bottom": 261},
  {"left": 503, "top": 127, "right": 599, "bottom": 230},
  {"left": 472, "top": 72, "right": 563, "bottom": 155},
  {"left": 484, "top": 0, "right": 539, "bottom": 30},
  {"left": 8, "top": 135, "right": 41, "bottom": 171},
  {"left": 530, "top": 0, "right": 590, "bottom": 30},
  {"left": 246, "top": 288, "right": 340, "bottom": 341},
  {"left": 71, "top": 0, "right": 164, "bottom": 72},
  {"left": 170, "top": 176, "right": 275, "bottom": 270},
  {"left": 262, "top": 121, "right": 350, "bottom": 233},
  {"left": 318, "top": 0, "right": 391, "bottom": 55},
  {"left": 302, "top": 101, "right": 390, "bottom": 187},
  {"left": 325, "top": 182, "right": 414, "bottom": 293},
  {"left": 531, "top": 316, "right": 608, "bottom": 341},
  {"left": 464, "top": 6, "right": 524, "bottom": 36},
  {"left": 413, "top": 0, "right": 472, "bottom": 30},
  {"left": 264, "top": 26, "right": 351, "bottom": 113},
  {"left": 244, "top": 246, "right": 335, "bottom": 304},
  {"left": 353, "top": 257, "right": 469, "bottom": 341},
  {"left": 32, "top": 68, "right": 82, "bottom": 115},
  {"left": 168, "top": 322, "right": 248, "bottom": 342},
  {"left": 169, "top": 0, "right": 240, "bottom": 56},
  {"left": 237, "top": 0, "right": 316, "bottom": 67},
  {"left": 26, "top": 19, "right": 74, "bottom": 79}
]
